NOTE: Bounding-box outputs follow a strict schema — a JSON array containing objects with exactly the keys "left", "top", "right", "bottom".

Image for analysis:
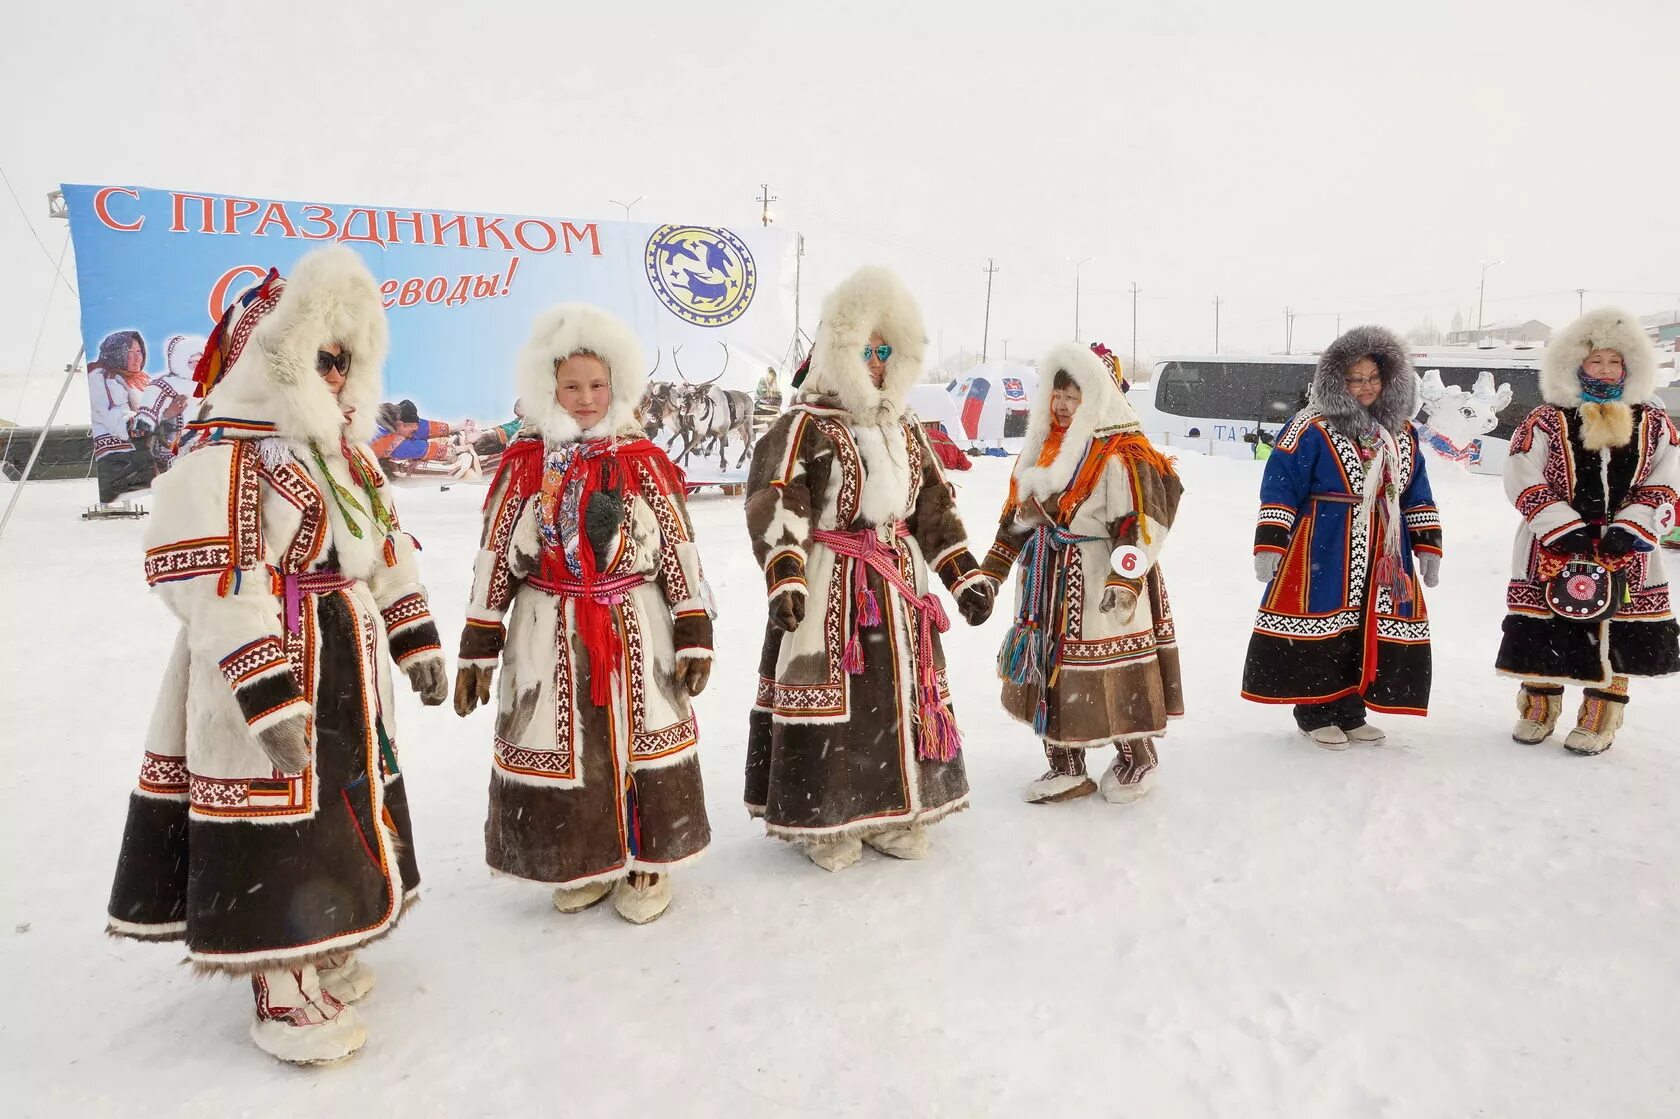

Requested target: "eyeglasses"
[
  {"left": 316, "top": 350, "right": 352, "bottom": 376},
  {"left": 861, "top": 345, "right": 893, "bottom": 363},
  {"left": 1343, "top": 374, "right": 1382, "bottom": 389}
]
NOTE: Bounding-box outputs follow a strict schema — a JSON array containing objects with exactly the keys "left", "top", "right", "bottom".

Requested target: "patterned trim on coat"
[{"left": 137, "top": 752, "right": 188, "bottom": 796}]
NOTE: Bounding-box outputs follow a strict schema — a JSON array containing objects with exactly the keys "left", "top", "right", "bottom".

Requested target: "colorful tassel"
[
  {"left": 917, "top": 701, "right": 963, "bottom": 762},
  {"left": 841, "top": 631, "right": 865, "bottom": 675},
  {"left": 857, "top": 586, "right": 881, "bottom": 627}
]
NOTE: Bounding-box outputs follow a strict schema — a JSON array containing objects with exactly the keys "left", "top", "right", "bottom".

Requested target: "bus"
[{"left": 1130, "top": 348, "right": 1546, "bottom": 475}]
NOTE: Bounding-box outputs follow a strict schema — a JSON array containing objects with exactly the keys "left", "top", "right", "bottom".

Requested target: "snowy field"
[{"left": 2, "top": 448, "right": 1677, "bottom": 1117}]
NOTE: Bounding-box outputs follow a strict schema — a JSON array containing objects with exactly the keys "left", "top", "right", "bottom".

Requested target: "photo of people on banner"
[{"left": 64, "top": 184, "right": 795, "bottom": 500}]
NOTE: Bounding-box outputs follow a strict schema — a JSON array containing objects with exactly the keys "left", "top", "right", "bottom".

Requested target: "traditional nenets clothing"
[
  {"left": 980, "top": 343, "right": 1184, "bottom": 804},
  {"left": 88, "top": 329, "right": 158, "bottom": 503},
  {"left": 1240, "top": 325, "right": 1442, "bottom": 747},
  {"left": 106, "top": 247, "right": 448, "bottom": 1064},
  {"left": 1496, "top": 307, "right": 1680, "bottom": 753},
  {"left": 744, "top": 266, "right": 994, "bottom": 872},
  {"left": 455, "top": 305, "right": 713, "bottom": 924}
]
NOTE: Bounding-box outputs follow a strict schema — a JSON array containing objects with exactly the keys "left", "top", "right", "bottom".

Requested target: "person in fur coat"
[
  {"left": 744, "top": 266, "right": 994, "bottom": 872},
  {"left": 1496, "top": 307, "right": 1680, "bottom": 754},
  {"left": 1241, "top": 325, "right": 1442, "bottom": 747},
  {"left": 980, "top": 343, "right": 1184, "bottom": 803},
  {"left": 454, "top": 304, "right": 713, "bottom": 924},
  {"left": 106, "top": 247, "right": 449, "bottom": 1064}
]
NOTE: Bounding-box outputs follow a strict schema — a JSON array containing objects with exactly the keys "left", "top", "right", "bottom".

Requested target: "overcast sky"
[{"left": 3, "top": 0, "right": 1677, "bottom": 411}]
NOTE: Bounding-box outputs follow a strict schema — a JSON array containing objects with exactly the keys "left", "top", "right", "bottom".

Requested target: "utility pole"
[
  {"left": 1576, "top": 287, "right": 1587, "bottom": 315},
  {"left": 1335, "top": 312, "right": 1342, "bottom": 337},
  {"left": 981, "top": 259, "right": 1001, "bottom": 363},
  {"left": 1213, "top": 295, "right": 1222, "bottom": 353},
  {"left": 1002, "top": 339, "right": 1010, "bottom": 360},
  {"left": 1072, "top": 256, "right": 1094, "bottom": 340},
  {"left": 1129, "top": 282, "right": 1141, "bottom": 372},
  {"left": 756, "top": 183, "right": 778, "bottom": 227},
  {"left": 1285, "top": 306, "right": 1294, "bottom": 355},
  {"left": 794, "top": 234, "right": 806, "bottom": 343}
]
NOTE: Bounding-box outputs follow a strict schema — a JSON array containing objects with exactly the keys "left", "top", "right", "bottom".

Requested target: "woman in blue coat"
[{"left": 1240, "top": 326, "right": 1443, "bottom": 747}]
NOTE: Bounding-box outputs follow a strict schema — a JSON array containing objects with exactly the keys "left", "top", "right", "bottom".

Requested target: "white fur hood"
[
  {"left": 515, "top": 303, "right": 649, "bottom": 445},
  {"left": 201, "top": 247, "right": 389, "bottom": 445},
  {"left": 1013, "top": 342, "right": 1141, "bottom": 504},
  {"left": 1541, "top": 306, "right": 1659, "bottom": 407},
  {"left": 801, "top": 266, "right": 926, "bottom": 426}
]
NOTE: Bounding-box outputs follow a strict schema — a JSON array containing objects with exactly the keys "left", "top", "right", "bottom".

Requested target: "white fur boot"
[
  {"left": 1563, "top": 686, "right": 1628, "bottom": 756},
  {"left": 864, "top": 826, "right": 930, "bottom": 860},
  {"left": 316, "top": 952, "right": 375, "bottom": 1005},
  {"left": 552, "top": 879, "right": 613, "bottom": 914},
  {"left": 612, "top": 873, "right": 672, "bottom": 925},
  {"left": 1302, "top": 726, "right": 1350, "bottom": 750},
  {"left": 1024, "top": 744, "right": 1098, "bottom": 803},
  {"left": 804, "top": 835, "right": 864, "bottom": 872},
  {"left": 249, "top": 963, "right": 367, "bottom": 1065},
  {"left": 1512, "top": 684, "right": 1564, "bottom": 745}
]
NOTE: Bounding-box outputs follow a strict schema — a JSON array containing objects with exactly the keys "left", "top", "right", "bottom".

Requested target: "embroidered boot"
[
  {"left": 1100, "top": 738, "right": 1160, "bottom": 804},
  {"left": 1563, "top": 680, "right": 1628, "bottom": 756},
  {"left": 1512, "top": 683, "right": 1565, "bottom": 745},
  {"left": 316, "top": 952, "right": 375, "bottom": 1005},
  {"left": 249, "top": 963, "right": 367, "bottom": 1065},
  {"left": 1024, "top": 744, "right": 1099, "bottom": 804}
]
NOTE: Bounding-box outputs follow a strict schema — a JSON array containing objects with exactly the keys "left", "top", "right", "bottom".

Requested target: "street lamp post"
[
  {"left": 1071, "top": 256, "right": 1094, "bottom": 341},
  {"left": 1477, "top": 259, "right": 1502, "bottom": 335},
  {"left": 609, "top": 196, "right": 645, "bottom": 222}
]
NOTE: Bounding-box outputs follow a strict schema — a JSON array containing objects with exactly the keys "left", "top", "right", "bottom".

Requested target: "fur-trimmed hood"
[
  {"left": 514, "top": 303, "right": 648, "bottom": 446},
  {"left": 202, "top": 247, "right": 388, "bottom": 444},
  {"left": 1013, "top": 342, "right": 1142, "bottom": 503},
  {"left": 1540, "top": 306, "right": 1658, "bottom": 408},
  {"left": 801, "top": 266, "right": 927, "bottom": 426},
  {"left": 1310, "top": 324, "right": 1417, "bottom": 437},
  {"left": 165, "top": 334, "right": 207, "bottom": 381}
]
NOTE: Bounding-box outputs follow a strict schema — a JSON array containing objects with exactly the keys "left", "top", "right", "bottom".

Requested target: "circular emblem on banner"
[
  {"left": 1110, "top": 544, "right": 1153, "bottom": 578},
  {"left": 644, "top": 224, "right": 757, "bottom": 327}
]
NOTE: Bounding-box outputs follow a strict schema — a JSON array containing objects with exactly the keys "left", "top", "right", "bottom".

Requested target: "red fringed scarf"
[{"left": 490, "top": 435, "right": 688, "bottom": 705}]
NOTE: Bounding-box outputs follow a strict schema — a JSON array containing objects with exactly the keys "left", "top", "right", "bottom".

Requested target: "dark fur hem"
[{"left": 179, "top": 892, "right": 419, "bottom": 977}]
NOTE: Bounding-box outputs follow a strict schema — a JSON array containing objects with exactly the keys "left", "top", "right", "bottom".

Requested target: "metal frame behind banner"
[{"left": 0, "top": 347, "right": 87, "bottom": 546}]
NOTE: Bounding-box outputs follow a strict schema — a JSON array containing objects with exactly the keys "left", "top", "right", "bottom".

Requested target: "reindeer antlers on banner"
[{"left": 673, "top": 341, "right": 730, "bottom": 386}]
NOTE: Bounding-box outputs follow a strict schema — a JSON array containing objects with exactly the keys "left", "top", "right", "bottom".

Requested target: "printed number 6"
[{"left": 1110, "top": 545, "right": 1151, "bottom": 577}]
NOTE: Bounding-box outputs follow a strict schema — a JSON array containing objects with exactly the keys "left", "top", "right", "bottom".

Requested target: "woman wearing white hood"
[
  {"left": 454, "top": 305, "right": 714, "bottom": 924},
  {"left": 106, "top": 247, "right": 448, "bottom": 1064},
  {"left": 980, "top": 343, "right": 1184, "bottom": 803},
  {"left": 744, "top": 266, "right": 994, "bottom": 871},
  {"left": 1497, "top": 307, "right": 1680, "bottom": 753}
]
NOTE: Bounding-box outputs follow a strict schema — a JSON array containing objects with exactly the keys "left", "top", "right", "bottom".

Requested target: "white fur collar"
[
  {"left": 515, "top": 304, "right": 648, "bottom": 446},
  {"left": 802, "top": 267, "right": 926, "bottom": 426}
]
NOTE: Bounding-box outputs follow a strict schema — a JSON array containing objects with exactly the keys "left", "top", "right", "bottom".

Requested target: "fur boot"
[
  {"left": 864, "top": 826, "right": 930, "bottom": 860},
  {"left": 1100, "top": 739, "right": 1160, "bottom": 803},
  {"left": 1563, "top": 681, "right": 1628, "bottom": 755},
  {"left": 1024, "top": 744, "right": 1098, "bottom": 804},
  {"left": 1302, "top": 726, "right": 1350, "bottom": 750},
  {"left": 316, "top": 952, "right": 375, "bottom": 1005},
  {"left": 805, "top": 836, "right": 864, "bottom": 872},
  {"left": 612, "top": 873, "right": 672, "bottom": 925},
  {"left": 552, "top": 879, "right": 613, "bottom": 914},
  {"left": 1345, "top": 723, "right": 1387, "bottom": 744},
  {"left": 249, "top": 963, "right": 367, "bottom": 1065},
  {"left": 1512, "top": 683, "right": 1565, "bottom": 745}
]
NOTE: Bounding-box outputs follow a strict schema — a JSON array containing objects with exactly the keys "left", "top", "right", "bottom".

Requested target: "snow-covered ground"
[{"left": 2, "top": 449, "right": 1677, "bottom": 1117}]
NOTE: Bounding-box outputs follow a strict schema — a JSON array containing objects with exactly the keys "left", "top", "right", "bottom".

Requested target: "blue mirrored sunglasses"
[{"left": 861, "top": 344, "right": 893, "bottom": 362}]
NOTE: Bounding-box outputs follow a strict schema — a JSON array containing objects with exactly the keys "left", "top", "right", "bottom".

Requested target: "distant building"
[
  {"left": 1641, "top": 310, "right": 1680, "bottom": 353},
  {"left": 1445, "top": 319, "right": 1552, "bottom": 346}
]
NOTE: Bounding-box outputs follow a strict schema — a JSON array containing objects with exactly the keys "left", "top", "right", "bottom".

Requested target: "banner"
[{"left": 63, "top": 183, "right": 795, "bottom": 498}]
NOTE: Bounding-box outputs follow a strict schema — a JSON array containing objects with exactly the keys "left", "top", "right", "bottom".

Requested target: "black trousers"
[{"left": 1293, "top": 692, "right": 1367, "bottom": 732}]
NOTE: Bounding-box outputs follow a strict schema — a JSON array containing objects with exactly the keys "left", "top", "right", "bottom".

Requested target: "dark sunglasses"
[
  {"left": 316, "top": 350, "right": 352, "bottom": 375},
  {"left": 861, "top": 344, "right": 893, "bottom": 363}
]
